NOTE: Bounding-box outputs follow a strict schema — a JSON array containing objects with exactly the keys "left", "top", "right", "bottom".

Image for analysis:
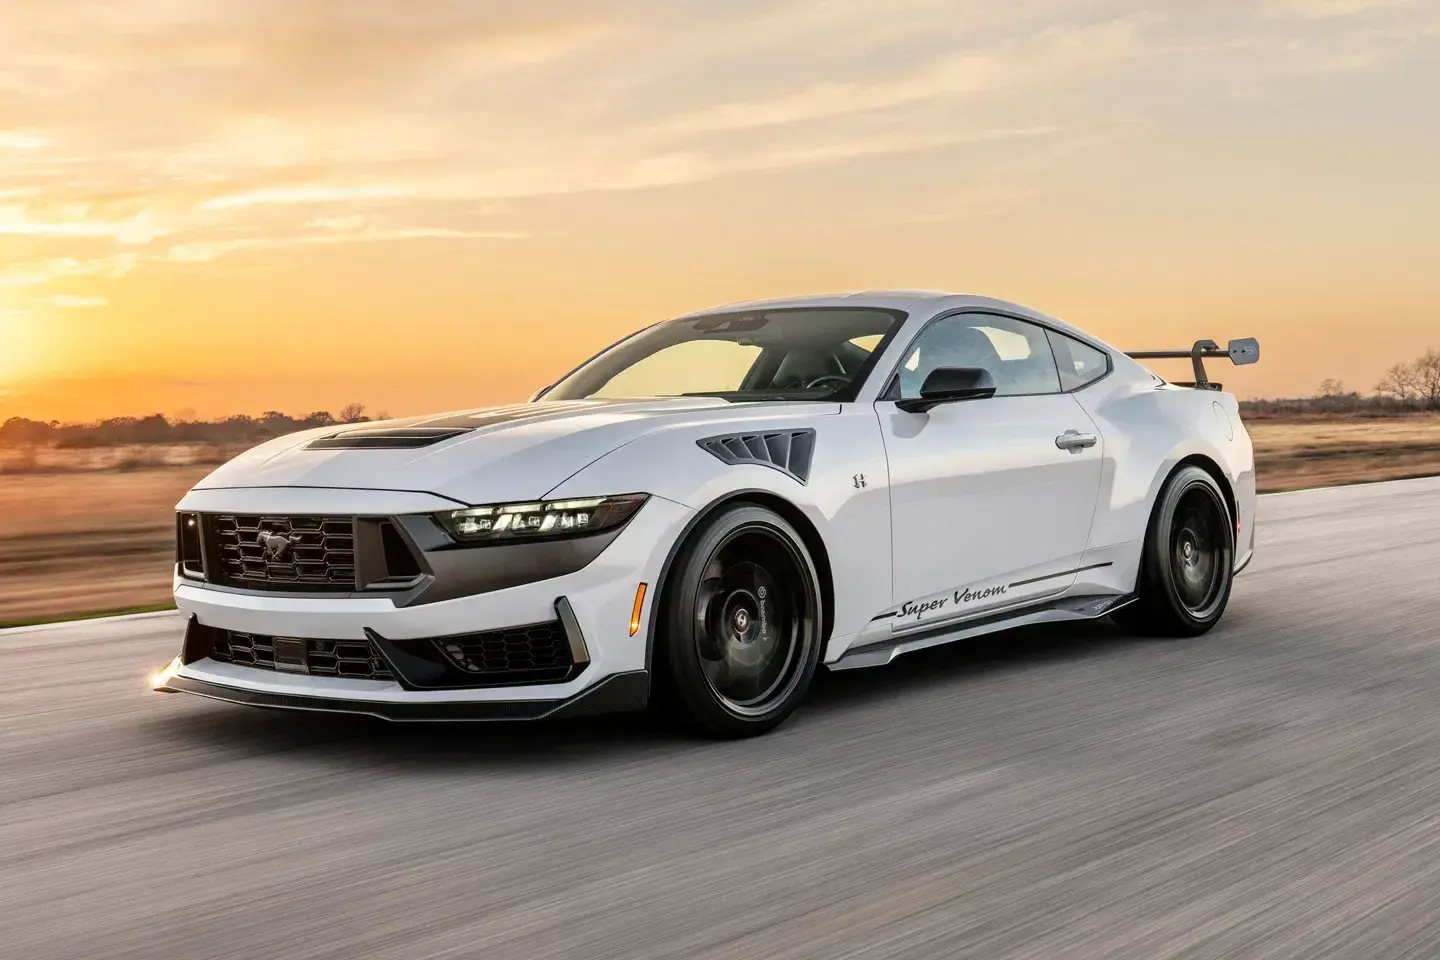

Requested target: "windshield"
[{"left": 543, "top": 308, "right": 906, "bottom": 402}]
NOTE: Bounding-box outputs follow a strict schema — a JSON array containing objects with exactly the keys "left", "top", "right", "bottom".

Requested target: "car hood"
[{"left": 194, "top": 398, "right": 838, "bottom": 505}]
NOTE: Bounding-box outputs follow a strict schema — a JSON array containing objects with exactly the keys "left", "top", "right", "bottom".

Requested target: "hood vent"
[
  {"left": 306, "top": 427, "right": 470, "bottom": 450},
  {"left": 697, "top": 429, "right": 816, "bottom": 484}
]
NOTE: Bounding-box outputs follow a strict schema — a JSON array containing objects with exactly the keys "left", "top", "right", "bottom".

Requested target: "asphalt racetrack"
[{"left": 5, "top": 477, "right": 1440, "bottom": 959}]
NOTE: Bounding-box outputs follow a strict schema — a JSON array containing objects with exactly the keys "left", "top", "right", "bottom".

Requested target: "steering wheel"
[{"left": 804, "top": 374, "right": 852, "bottom": 391}]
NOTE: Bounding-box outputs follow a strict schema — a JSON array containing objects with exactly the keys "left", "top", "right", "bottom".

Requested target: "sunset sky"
[{"left": 1, "top": 0, "right": 1438, "bottom": 422}]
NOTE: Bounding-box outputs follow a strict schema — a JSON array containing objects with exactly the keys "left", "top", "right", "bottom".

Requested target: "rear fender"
[{"left": 1075, "top": 377, "right": 1254, "bottom": 567}]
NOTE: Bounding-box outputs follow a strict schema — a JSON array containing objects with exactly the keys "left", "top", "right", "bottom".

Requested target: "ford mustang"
[{"left": 152, "top": 291, "right": 1260, "bottom": 738}]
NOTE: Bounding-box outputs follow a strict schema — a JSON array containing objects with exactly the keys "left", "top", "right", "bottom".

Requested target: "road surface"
[{"left": 5, "top": 478, "right": 1440, "bottom": 959}]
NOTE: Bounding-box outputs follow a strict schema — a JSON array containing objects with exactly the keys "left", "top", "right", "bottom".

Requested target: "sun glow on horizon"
[{"left": 0, "top": 308, "right": 41, "bottom": 380}]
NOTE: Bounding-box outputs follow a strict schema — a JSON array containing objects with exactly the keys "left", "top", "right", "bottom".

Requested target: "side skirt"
[{"left": 828, "top": 593, "right": 1134, "bottom": 671}]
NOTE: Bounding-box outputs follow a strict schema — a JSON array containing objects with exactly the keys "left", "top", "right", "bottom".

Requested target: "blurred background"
[{"left": 2, "top": 0, "right": 1438, "bottom": 625}]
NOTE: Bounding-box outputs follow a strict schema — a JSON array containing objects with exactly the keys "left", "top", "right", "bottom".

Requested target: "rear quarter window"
[{"left": 1046, "top": 330, "right": 1110, "bottom": 391}]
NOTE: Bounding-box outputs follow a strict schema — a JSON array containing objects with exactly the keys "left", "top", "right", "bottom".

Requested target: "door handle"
[{"left": 1055, "top": 430, "right": 1098, "bottom": 452}]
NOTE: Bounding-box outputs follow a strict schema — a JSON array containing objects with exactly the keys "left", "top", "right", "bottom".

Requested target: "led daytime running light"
[{"left": 440, "top": 494, "right": 646, "bottom": 543}]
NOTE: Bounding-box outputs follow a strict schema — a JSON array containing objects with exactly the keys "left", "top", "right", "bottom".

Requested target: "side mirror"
[
  {"left": 896, "top": 366, "right": 997, "bottom": 413},
  {"left": 1228, "top": 338, "right": 1259, "bottom": 366}
]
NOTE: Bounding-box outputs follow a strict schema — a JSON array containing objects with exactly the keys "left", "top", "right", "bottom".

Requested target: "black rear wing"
[{"left": 1125, "top": 338, "right": 1259, "bottom": 391}]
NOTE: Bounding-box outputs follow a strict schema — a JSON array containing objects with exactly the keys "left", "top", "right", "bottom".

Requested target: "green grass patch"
[{"left": 0, "top": 603, "right": 176, "bottom": 630}]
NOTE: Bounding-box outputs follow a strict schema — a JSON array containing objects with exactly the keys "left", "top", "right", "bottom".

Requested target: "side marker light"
[{"left": 630, "top": 583, "right": 648, "bottom": 637}]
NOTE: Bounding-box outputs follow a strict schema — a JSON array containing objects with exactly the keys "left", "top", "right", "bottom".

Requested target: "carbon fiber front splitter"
[{"left": 156, "top": 670, "right": 650, "bottom": 722}]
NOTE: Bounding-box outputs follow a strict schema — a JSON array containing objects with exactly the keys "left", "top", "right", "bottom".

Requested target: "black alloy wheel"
[
  {"left": 657, "top": 504, "right": 824, "bottom": 738},
  {"left": 1115, "top": 465, "right": 1235, "bottom": 637},
  {"left": 1169, "top": 484, "right": 1228, "bottom": 619}
]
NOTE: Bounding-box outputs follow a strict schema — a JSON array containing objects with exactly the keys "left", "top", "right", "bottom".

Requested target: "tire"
[
  {"left": 1115, "top": 465, "right": 1235, "bottom": 637},
  {"left": 654, "top": 504, "right": 825, "bottom": 739}
]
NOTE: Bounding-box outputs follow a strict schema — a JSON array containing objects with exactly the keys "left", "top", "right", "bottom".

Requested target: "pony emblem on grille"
[{"left": 258, "top": 530, "right": 302, "bottom": 562}]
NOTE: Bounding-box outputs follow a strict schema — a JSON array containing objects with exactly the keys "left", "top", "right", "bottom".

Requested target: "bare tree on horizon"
[
  {"left": 1376, "top": 350, "right": 1440, "bottom": 411},
  {"left": 1419, "top": 351, "right": 1440, "bottom": 411},
  {"left": 1375, "top": 363, "right": 1420, "bottom": 406}
]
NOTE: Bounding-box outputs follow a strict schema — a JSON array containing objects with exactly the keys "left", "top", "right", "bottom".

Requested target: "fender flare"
[
  {"left": 1145, "top": 446, "right": 1240, "bottom": 535},
  {"left": 641, "top": 488, "right": 834, "bottom": 679}
]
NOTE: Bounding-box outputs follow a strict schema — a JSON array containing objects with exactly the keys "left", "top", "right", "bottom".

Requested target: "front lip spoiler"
[
  {"left": 156, "top": 670, "right": 650, "bottom": 722},
  {"left": 1234, "top": 548, "right": 1255, "bottom": 576}
]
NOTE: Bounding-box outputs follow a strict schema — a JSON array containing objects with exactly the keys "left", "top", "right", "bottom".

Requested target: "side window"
[
  {"left": 1045, "top": 330, "right": 1110, "bottom": 391},
  {"left": 895, "top": 313, "right": 1061, "bottom": 398}
]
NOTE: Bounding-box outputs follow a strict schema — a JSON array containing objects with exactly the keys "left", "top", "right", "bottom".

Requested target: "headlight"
[{"left": 437, "top": 494, "right": 648, "bottom": 544}]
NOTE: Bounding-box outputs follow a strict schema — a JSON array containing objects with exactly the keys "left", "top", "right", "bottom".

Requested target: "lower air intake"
[
  {"left": 428, "top": 621, "right": 576, "bottom": 685},
  {"left": 210, "top": 629, "right": 395, "bottom": 682}
]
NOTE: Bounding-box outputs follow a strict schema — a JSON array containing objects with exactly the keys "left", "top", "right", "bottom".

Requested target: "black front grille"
[
  {"left": 210, "top": 629, "right": 395, "bottom": 681},
  {"left": 210, "top": 515, "right": 356, "bottom": 591},
  {"left": 430, "top": 621, "right": 575, "bottom": 685}
]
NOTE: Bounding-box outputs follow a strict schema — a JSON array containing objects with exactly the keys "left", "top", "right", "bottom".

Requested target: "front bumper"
[{"left": 158, "top": 492, "right": 693, "bottom": 719}]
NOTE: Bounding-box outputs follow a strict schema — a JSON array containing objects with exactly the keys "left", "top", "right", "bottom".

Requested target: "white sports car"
[{"left": 153, "top": 291, "right": 1259, "bottom": 738}]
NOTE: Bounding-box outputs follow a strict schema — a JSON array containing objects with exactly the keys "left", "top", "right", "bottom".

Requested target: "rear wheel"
[
  {"left": 655, "top": 504, "right": 824, "bottom": 738},
  {"left": 1115, "top": 465, "right": 1235, "bottom": 637}
]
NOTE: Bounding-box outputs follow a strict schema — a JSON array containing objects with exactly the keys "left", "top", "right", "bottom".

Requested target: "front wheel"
[
  {"left": 1115, "top": 465, "right": 1235, "bottom": 637},
  {"left": 655, "top": 504, "right": 824, "bottom": 738}
]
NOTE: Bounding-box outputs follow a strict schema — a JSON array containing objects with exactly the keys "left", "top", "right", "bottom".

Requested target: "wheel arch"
[
  {"left": 1118, "top": 451, "right": 1240, "bottom": 635},
  {"left": 642, "top": 488, "right": 835, "bottom": 676},
  {"left": 1173, "top": 453, "right": 1238, "bottom": 532},
  {"left": 1135, "top": 454, "right": 1238, "bottom": 566}
]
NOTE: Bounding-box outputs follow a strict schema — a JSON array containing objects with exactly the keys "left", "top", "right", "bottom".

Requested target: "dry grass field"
[
  {"left": 1246, "top": 415, "right": 1440, "bottom": 493},
  {"left": 2, "top": 414, "right": 1439, "bottom": 626},
  {"left": 0, "top": 466, "right": 206, "bottom": 625}
]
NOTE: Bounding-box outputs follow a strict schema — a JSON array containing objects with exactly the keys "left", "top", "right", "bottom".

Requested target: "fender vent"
[{"left": 697, "top": 430, "right": 816, "bottom": 484}]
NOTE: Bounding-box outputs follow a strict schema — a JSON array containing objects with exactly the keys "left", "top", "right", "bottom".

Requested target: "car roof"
[
  {"left": 673, "top": 290, "right": 1105, "bottom": 349},
  {"left": 678, "top": 290, "right": 951, "bottom": 313}
]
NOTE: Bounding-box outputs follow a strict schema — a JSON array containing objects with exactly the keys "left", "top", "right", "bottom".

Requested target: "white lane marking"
[
  {"left": 1259, "top": 474, "right": 1440, "bottom": 498},
  {"left": 0, "top": 609, "right": 180, "bottom": 637}
]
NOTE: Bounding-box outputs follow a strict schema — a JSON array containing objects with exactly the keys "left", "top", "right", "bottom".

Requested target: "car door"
[{"left": 876, "top": 311, "right": 1104, "bottom": 632}]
